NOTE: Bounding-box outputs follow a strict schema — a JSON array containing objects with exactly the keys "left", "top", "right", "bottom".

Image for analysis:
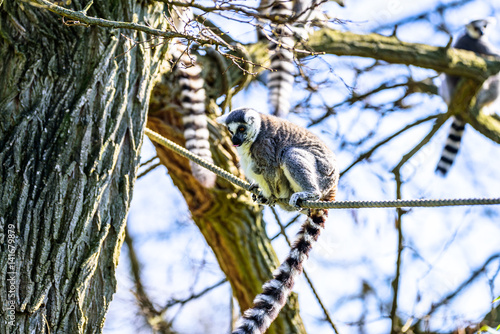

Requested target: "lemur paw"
[
  {"left": 289, "top": 192, "right": 320, "bottom": 210},
  {"left": 249, "top": 183, "right": 260, "bottom": 192},
  {"left": 252, "top": 192, "right": 276, "bottom": 207}
]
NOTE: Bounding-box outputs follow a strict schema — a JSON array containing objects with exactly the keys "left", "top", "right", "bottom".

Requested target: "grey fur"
[
  {"left": 437, "top": 18, "right": 500, "bottom": 176},
  {"left": 217, "top": 107, "right": 338, "bottom": 211},
  {"left": 218, "top": 107, "right": 339, "bottom": 334}
]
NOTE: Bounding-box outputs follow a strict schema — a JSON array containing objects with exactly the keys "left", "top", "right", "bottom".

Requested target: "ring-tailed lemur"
[
  {"left": 217, "top": 108, "right": 339, "bottom": 334},
  {"left": 436, "top": 18, "right": 500, "bottom": 176},
  {"left": 170, "top": 4, "right": 217, "bottom": 187}
]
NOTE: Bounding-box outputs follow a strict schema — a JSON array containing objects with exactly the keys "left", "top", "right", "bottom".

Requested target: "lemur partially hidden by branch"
[
  {"left": 217, "top": 108, "right": 339, "bottom": 334},
  {"left": 260, "top": 0, "right": 342, "bottom": 118},
  {"left": 169, "top": 3, "right": 217, "bottom": 188},
  {"left": 436, "top": 18, "right": 500, "bottom": 176}
]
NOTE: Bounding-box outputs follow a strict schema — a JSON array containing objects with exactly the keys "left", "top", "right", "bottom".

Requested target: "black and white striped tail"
[
  {"left": 268, "top": 0, "right": 295, "bottom": 118},
  {"left": 435, "top": 118, "right": 466, "bottom": 176},
  {"left": 232, "top": 209, "right": 328, "bottom": 334},
  {"left": 172, "top": 46, "right": 217, "bottom": 188}
]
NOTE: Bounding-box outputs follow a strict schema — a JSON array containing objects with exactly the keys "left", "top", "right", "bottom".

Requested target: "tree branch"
[
  {"left": 306, "top": 29, "right": 500, "bottom": 79},
  {"left": 413, "top": 253, "right": 500, "bottom": 331},
  {"left": 340, "top": 113, "right": 440, "bottom": 177},
  {"left": 464, "top": 104, "right": 500, "bottom": 144},
  {"left": 26, "top": 0, "right": 235, "bottom": 50}
]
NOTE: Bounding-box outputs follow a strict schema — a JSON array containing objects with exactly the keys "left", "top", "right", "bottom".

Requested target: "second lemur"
[
  {"left": 436, "top": 18, "right": 500, "bottom": 176},
  {"left": 217, "top": 107, "right": 339, "bottom": 334},
  {"left": 265, "top": 0, "right": 336, "bottom": 118}
]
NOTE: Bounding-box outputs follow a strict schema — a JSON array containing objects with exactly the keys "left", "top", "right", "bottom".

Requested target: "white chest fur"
[{"left": 237, "top": 145, "right": 272, "bottom": 198}]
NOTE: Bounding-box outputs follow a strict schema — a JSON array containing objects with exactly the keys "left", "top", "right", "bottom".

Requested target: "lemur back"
[
  {"left": 248, "top": 113, "right": 337, "bottom": 207},
  {"left": 436, "top": 18, "right": 499, "bottom": 176}
]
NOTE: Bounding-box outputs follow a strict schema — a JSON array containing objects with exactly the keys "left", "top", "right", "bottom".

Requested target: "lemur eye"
[{"left": 238, "top": 126, "right": 245, "bottom": 132}]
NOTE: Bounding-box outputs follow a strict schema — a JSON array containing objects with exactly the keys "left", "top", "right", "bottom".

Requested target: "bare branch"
[
  {"left": 306, "top": 29, "right": 500, "bottom": 79},
  {"left": 372, "top": 0, "right": 474, "bottom": 33},
  {"left": 341, "top": 114, "right": 440, "bottom": 177},
  {"left": 26, "top": 0, "right": 236, "bottom": 51},
  {"left": 125, "top": 225, "right": 176, "bottom": 334},
  {"left": 413, "top": 253, "right": 500, "bottom": 331},
  {"left": 163, "top": 279, "right": 227, "bottom": 309}
]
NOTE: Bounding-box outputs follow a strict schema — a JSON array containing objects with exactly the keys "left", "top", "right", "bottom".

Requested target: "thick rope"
[{"left": 145, "top": 128, "right": 500, "bottom": 209}]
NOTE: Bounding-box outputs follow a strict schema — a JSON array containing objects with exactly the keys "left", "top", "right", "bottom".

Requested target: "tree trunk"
[
  {"left": 0, "top": 1, "right": 167, "bottom": 333},
  {"left": 147, "top": 64, "right": 307, "bottom": 334}
]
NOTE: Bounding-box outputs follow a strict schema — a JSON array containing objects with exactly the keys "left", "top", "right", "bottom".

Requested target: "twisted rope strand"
[{"left": 145, "top": 128, "right": 500, "bottom": 209}]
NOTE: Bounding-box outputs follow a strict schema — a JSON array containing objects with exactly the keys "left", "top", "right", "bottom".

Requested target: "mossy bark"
[{"left": 0, "top": 1, "right": 168, "bottom": 333}]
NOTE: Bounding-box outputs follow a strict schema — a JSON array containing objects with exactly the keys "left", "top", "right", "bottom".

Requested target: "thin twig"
[
  {"left": 385, "top": 108, "right": 453, "bottom": 333},
  {"left": 26, "top": 0, "right": 236, "bottom": 51},
  {"left": 412, "top": 253, "right": 500, "bottom": 330},
  {"left": 139, "top": 155, "right": 159, "bottom": 168},
  {"left": 163, "top": 279, "right": 227, "bottom": 309},
  {"left": 389, "top": 172, "right": 407, "bottom": 334},
  {"left": 270, "top": 214, "right": 301, "bottom": 241},
  {"left": 124, "top": 225, "right": 175, "bottom": 333},
  {"left": 341, "top": 113, "right": 440, "bottom": 177}
]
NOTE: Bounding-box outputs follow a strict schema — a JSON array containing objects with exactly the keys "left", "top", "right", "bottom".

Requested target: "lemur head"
[
  {"left": 216, "top": 108, "right": 262, "bottom": 148},
  {"left": 466, "top": 17, "right": 496, "bottom": 39}
]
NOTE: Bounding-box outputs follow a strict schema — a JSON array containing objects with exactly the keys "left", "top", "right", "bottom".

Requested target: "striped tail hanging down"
[
  {"left": 171, "top": 45, "right": 217, "bottom": 188},
  {"left": 169, "top": 2, "right": 216, "bottom": 188},
  {"left": 435, "top": 117, "right": 465, "bottom": 176},
  {"left": 268, "top": 0, "right": 295, "bottom": 118},
  {"left": 232, "top": 208, "right": 328, "bottom": 334}
]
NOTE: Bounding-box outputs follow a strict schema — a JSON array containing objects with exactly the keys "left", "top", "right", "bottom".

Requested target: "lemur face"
[
  {"left": 227, "top": 123, "right": 249, "bottom": 147},
  {"left": 216, "top": 108, "right": 262, "bottom": 148},
  {"left": 466, "top": 18, "right": 495, "bottom": 39}
]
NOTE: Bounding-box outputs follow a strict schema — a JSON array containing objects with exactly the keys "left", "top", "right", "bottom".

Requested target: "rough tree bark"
[{"left": 0, "top": 1, "right": 168, "bottom": 333}]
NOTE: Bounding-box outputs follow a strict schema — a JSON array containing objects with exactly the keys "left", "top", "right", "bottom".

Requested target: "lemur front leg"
[{"left": 283, "top": 148, "right": 322, "bottom": 211}]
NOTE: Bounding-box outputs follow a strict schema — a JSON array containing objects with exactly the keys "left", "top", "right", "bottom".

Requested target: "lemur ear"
[
  {"left": 216, "top": 114, "right": 228, "bottom": 124},
  {"left": 246, "top": 116, "right": 254, "bottom": 124}
]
